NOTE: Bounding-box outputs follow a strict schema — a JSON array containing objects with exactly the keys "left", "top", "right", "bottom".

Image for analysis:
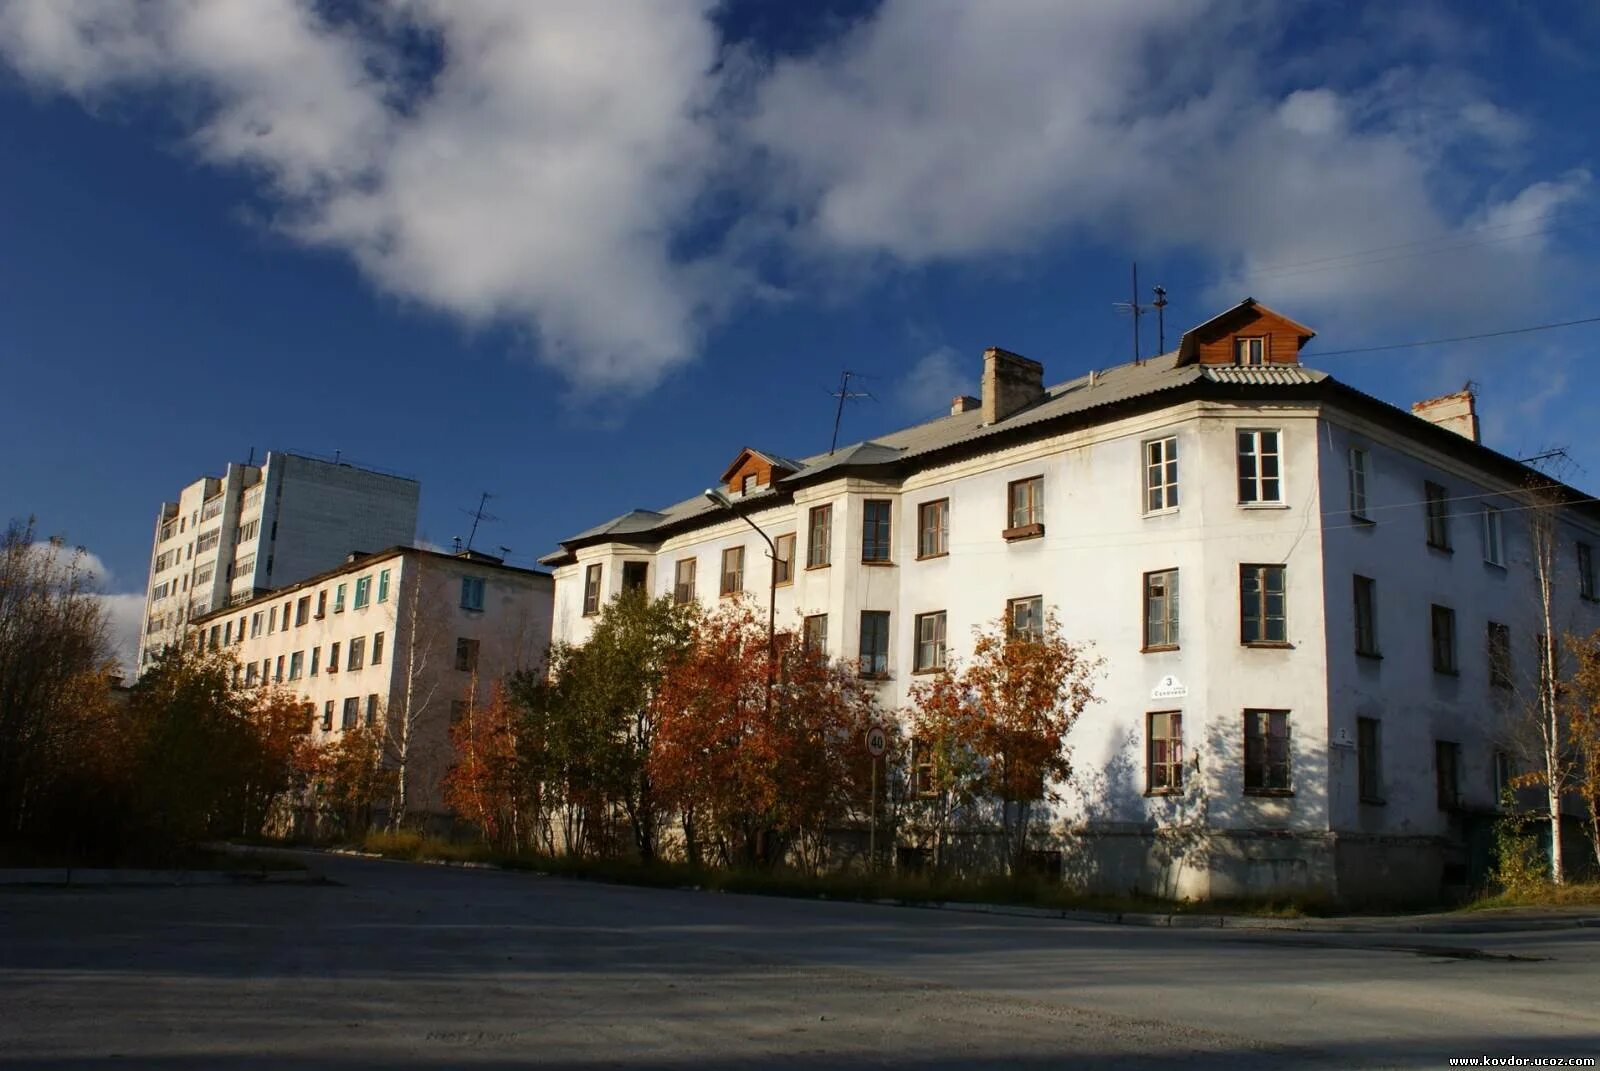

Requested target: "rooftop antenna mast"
[
  {"left": 1112, "top": 262, "right": 1152, "bottom": 364},
  {"left": 459, "top": 492, "right": 499, "bottom": 553},
  {"left": 1152, "top": 285, "right": 1169, "bottom": 354},
  {"left": 828, "top": 371, "right": 873, "bottom": 455}
]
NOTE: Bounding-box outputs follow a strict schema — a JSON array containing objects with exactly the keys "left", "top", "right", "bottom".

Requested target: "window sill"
[
  {"left": 1581, "top": 593, "right": 1599, "bottom": 604},
  {"left": 860, "top": 559, "right": 896, "bottom": 567},
  {"left": 1483, "top": 559, "right": 1506, "bottom": 571},
  {"left": 774, "top": 580, "right": 794, "bottom": 589},
  {"left": 719, "top": 591, "right": 742, "bottom": 600},
  {"left": 1433, "top": 667, "right": 1460, "bottom": 677},
  {"left": 857, "top": 673, "right": 892, "bottom": 682},
  {"left": 1143, "top": 506, "right": 1179, "bottom": 519},
  {"left": 1356, "top": 649, "right": 1383, "bottom": 661},
  {"left": 1239, "top": 502, "right": 1289, "bottom": 510},
  {"left": 1350, "top": 514, "right": 1376, "bottom": 527},
  {"left": 1002, "top": 523, "right": 1045, "bottom": 542},
  {"left": 1243, "top": 788, "right": 1295, "bottom": 798},
  {"left": 1242, "top": 641, "right": 1294, "bottom": 650},
  {"left": 1360, "top": 796, "right": 1387, "bottom": 807},
  {"left": 911, "top": 666, "right": 945, "bottom": 676},
  {"left": 804, "top": 562, "right": 831, "bottom": 572},
  {"left": 915, "top": 551, "right": 949, "bottom": 562},
  {"left": 1141, "top": 644, "right": 1180, "bottom": 654},
  {"left": 1426, "top": 542, "right": 1453, "bottom": 555},
  {"left": 1143, "top": 788, "right": 1183, "bottom": 798}
]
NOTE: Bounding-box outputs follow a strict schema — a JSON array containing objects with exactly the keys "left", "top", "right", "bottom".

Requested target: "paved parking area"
[{"left": 3, "top": 852, "right": 1598, "bottom": 1068}]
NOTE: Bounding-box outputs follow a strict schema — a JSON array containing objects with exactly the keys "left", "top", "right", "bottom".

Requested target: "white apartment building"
[
  {"left": 542, "top": 300, "right": 1600, "bottom": 902},
  {"left": 193, "top": 545, "right": 553, "bottom": 821},
  {"left": 139, "top": 451, "right": 420, "bottom": 671}
]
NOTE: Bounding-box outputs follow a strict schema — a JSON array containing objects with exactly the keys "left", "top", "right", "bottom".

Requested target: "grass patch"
[
  {"left": 1458, "top": 881, "right": 1600, "bottom": 912},
  {"left": 352, "top": 832, "right": 1325, "bottom": 918}
]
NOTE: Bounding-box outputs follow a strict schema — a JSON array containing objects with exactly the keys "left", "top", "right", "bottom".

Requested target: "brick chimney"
[
  {"left": 950, "top": 395, "right": 980, "bottom": 416},
  {"left": 981, "top": 347, "right": 1045, "bottom": 425},
  {"left": 1412, "top": 388, "right": 1480, "bottom": 443}
]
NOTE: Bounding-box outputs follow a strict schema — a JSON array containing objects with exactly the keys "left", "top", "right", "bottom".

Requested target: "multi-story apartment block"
[
  {"left": 542, "top": 299, "right": 1600, "bottom": 902},
  {"left": 138, "top": 451, "right": 420, "bottom": 671},
  {"left": 192, "top": 545, "right": 553, "bottom": 822}
]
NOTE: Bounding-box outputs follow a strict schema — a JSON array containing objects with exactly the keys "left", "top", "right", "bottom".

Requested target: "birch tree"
[{"left": 385, "top": 566, "right": 450, "bottom": 829}]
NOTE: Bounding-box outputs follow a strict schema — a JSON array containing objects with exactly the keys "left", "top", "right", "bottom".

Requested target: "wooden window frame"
[
  {"left": 582, "top": 563, "right": 602, "bottom": 617},
  {"left": 1482, "top": 506, "right": 1505, "bottom": 567},
  {"left": 1146, "top": 711, "right": 1183, "bottom": 795},
  {"left": 802, "top": 613, "right": 828, "bottom": 656},
  {"left": 340, "top": 697, "right": 359, "bottom": 731},
  {"left": 1357, "top": 717, "right": 1383, "bottom": 804},
  {"left": 673, "top": 558, "right": 697, "bottom": 605},
  {"left": 1431, "top": 604, "right": 1458, "bottom": 675},
  {"left": 858, "top": 610, "right": 890, "bottom": 679},
  {"left": 913, "top": 610, "right": 947, "bottom": 674},
  {"left": 621, "top": 560, "right": 649, "bottom": 593},
  {"left": 917, "top": 499, "right": 949, "bottom": 560},
  {"left": 1348, "top": 446, "right": 1372, "bottom": 522},
  {"left": 1144, "top": 436, "right": 1179, "bottom": 514},
  {"left": 1424, "top": 481, "right": 1452, "bottom": 551},
  {"left": 1240, "top": 564, "right": 1288, "bottom": 646},
  {"left": 861, "top": 499, "right": 893, "bottom": 564},
  {"left": 774, "top": 534, "right": 796, "bottom": 586},
  {"left": 720, "top": 546, "right": 745, "bottom": 597},
  {"left": 1005, "top": 476, "right": 1044, "bottom": 540},
  {"left": 1005, "top": 595, "right": 1044, "bottom": 644},
  {"left": 1243, "top": 709, "right": 1292, "bottom": 796},
  {"left": 1487, "top": 621, "right": 1512, "bottom": 688},
  {"left": 1353, "top": 574, "right": 1380, "bottom": 658},
  {"left": 1235, "top": 336, "right": 1266, "bottom": 366},
  {"left": 455, "top": 636, "right": 480, "bottom": 673},
  {"left": 806, "top": 505, "right": 832, "bottom": 569},
  {"left": 1236, "top": 429, "right": 1283, "bottom": 505},
  {"left": 1143, "top": 568, "right": 1179, "bottom": 651}
]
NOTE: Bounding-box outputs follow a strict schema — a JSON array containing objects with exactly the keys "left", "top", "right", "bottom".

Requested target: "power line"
[{"left": 1307, "top": 315, "right": 1600, "bottom": 358}]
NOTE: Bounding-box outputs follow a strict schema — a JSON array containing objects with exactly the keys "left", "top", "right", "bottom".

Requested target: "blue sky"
[{"left": 1, "top": 1, "right": 1597, "bottom": 670}]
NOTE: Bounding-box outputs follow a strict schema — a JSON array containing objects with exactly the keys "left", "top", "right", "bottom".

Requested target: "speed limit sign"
[{"left": 865, "top": 725, "right": 887, "bottom": 757}]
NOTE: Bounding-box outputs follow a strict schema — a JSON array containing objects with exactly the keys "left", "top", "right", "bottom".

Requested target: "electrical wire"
[{"left": 1307, "top": 315, "right": 1600, "bottom": 358}]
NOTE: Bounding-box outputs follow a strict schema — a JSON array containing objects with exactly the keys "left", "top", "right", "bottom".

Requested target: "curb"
[{"left": 0, "top": 867, "right": 327, "bottom": 888}]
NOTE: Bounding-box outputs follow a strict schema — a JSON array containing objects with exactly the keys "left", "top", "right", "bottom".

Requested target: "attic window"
[
  {"left": 741, "top": 473, "right": 758, "bottom": 495},
  {"left": 1235, "top": 337, "right": 1266, "bottom": 366}
]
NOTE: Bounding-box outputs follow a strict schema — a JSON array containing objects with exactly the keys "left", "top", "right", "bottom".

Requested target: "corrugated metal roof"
[{"left": 1200, "top": 365, "right": 1327, "bottom": 386}]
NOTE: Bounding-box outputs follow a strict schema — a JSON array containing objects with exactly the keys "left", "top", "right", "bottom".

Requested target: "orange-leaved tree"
[
  {"left": 443, "top": 683, "right": 527, "bottom": 851},
  {"left": 909, "top": 609, "right": 1099, "bottom": 875},
  {"left": 650, "top": 599, "right": 878, "bottom": 871},
  {"left": 1567, "top": 629, "right": 1600, "bottom": 871}
]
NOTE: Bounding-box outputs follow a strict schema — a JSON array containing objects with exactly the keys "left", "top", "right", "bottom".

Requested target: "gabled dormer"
[
  {"left": 720, "top": 448, "right": 800, "bottom": 497},
  {"left": 1175, "top": 298, "right": 1316, "bottom": 367}
]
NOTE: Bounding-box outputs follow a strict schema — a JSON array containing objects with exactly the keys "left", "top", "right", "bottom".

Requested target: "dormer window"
[{"left": 1235, "top": 337, "right": 1266, "bottom": 366}]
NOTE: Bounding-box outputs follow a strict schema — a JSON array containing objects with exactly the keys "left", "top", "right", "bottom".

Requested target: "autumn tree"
[
  {"left": 907, "top": 610, "right": 1100, "bottom": 875},
  {"left": 312, "top": 724, "right": 395, "bottom": 837},
  {"left": 1567, "top": 629, "right": 1600, "bottom": 872},
  {"left": 443, "top": 683, "right": 527, "bottom": 851},
  {"left": 650, "top": 600, "right": 879, "bottom": 871}
]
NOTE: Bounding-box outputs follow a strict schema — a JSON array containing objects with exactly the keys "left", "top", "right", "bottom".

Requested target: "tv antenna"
[
  {"left": 1113, "top": 262, "right": 1155, "bottom": 363},
  {"left": 1152, "top": 285, "right": 1169, "bottom": 354},
  {"left": 459, "top": 492, "right": 499, "bottom": 553},
  {"left": 828, "top": 371, "right": 874, "bottom": 454}
]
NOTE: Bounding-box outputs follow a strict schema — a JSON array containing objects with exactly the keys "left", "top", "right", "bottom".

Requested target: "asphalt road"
[{"left": 2, "top": 852, "right": 1597, "bottom": 1069}]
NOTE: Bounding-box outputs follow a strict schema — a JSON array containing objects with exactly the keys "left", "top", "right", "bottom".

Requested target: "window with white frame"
[
  {"left": 1348, "top": 447, "right": 1370, "bottom": 521},
  {"left": 1234, "top": 337, "right": 1266, "bottom": 365},
  {"left": 673, "top": 558, "right": 696, "bottom": 605},
  {"left": 459, "top": 575, "right": 484, "bottom": 611},
  {"left": 1144, "top": 569, "right": 1179, "bottom": 649},
  {"left": 720, "top": 546, "right": 744, "bottom": 595},
  {"left": 1482, "top": 506, "right": 1504, "bottom": 567},
  {"left": 582, "top": 564, "right": 602, "bottom": 616},
  {"left": 913, "top": 611, "right": 947, "bottom": 673},
  {"left": 1236, "top": 430, "right": 1282, "bottom": 504},
  {"left": 1147, "top": 711, "right": 1183, "bottom": 793},
  {"left": 1240, "top": 564, "right": 1287, "bottom": 644},
  {"left": 1006, "top": 595, "right": 1043, "bottom": 643},
  {"left": 1144, "top": 436, "right": 1178, "bottom": 513}
]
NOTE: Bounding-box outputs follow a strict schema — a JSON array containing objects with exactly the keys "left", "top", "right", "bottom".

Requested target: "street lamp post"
[{"left": 703, "top": 487, "right": 778, "bottom": 677}]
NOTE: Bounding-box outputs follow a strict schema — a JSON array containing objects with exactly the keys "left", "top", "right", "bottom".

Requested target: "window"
[
  {"left": 274, "top": 655, "right": 285, "bottom": 683},
  {"left": 372, "top": 632, "right": 384, "bottom": 666},
  {"left": 1147, "top": 712, "right": 1183, "bottom": 793},
  {"left": 910, "top": 737, "right": 936, "bottom": 798},
  {"left": 288, "top": 651, "right": 304, "bottom": 680},
  {"left": 807, "top": 505, "right": 833, "bottom": 568},
  {"left": 1145, "top": 437, "right": 1178, "bottom": 513},
  {"left": 720, "top": 546, "right": 744, "bottom": 595},
  {"left": 1580, "top": 542, "right": 1596, "bottom": 600},
  {"left": 803, "top": 613, "right": 828, "bottom": 655},
  {"left": 621, "top": 562, "right": 648, "bottom": 592},
  {"left": 1235, "top": 336, "right": 1265, "bottom": 365},
  {"left": 1353, "top": 575, "right": 1379, "bottom": 657},
  {"left": 862, "top": 499, "right": 893, "bottom": 562},
  {"left": 196, "top": 528, "right": 221, "bottom": 553},
  {"left": 673, "top": 559, "right": 696, "bottom": 605},
  {"left": 342, "top": 697, "right": 360, "bottom": 731},
  {"left": 1006, "top": 476, "right": 1044, "bottom": 536},
  {"left": 1435, "top": 740, "right": 1461, "bottom": 810},
  {"left": 1487, "top": 621, "right": 1512, "bottom": 689},
  {"left": 348, "top": 636, "right": 365, "bottom": 672},
  {"left": 774, "top": 534, "right": 796, "bottom": 585},
  {"left": 365, "top": 694, "right": 380, "bottom": 727},
  {"left": 327, "top": 642, "right": 340, "bottom": 673},
  {"left": 1237, "top": 430, "right": 1282, "bottom": 504},
  {"left": 232, "top": 555, "right": 255, "bottom": 579},
  {"left": 1425, "top": 481, "right": 1451, "bottom": 550},
  {"left": 1243, "top": 710, "right": 1291, "bottom": 793},
  {"left": 858, "top": 611, "right": 890, "bottom": 677},
  {"left": 378, "top": 569, "right": 391, "bottom": 603},
  {"left": 245, "top": 663, "right": 259, "bottom": 686},
  {"left": 316, "top": 590, "right": 327, "bottom": 618},
  {"left": 741, "top": 473, "right": 757, "bottom": 495},
  {"left": 1006, "top": 595, "right": 1043, "bottom": 643},
  {"left": 322, "top": 701, "right": 334, "bottom": 731},
  {"left": 354, "top": 575, "right": 372, "bottom": 609},
  {"left": 236, "top": 518, "right": 259, "bottom": 544},
  {"left": 1431, "top": 604, "right": 1457, "bottom": 674},
  {"left": 193, "top": 563, "right": 215, "bottom": 587},
  {"left": 1494, "top": 749, "right": 1516, "bottom": 805},
  {"left": 1347, "top": 448, "right": 1370, "bottom": 521},
  {"left": 1358, "top": 718, "right": 1383, "bottom": 803},
  {"left": 1482, "top": 506, "right": 1504, "bottom": 567},
  {"left": 1143, "top": 569, "right": 1179, "bottom": 649},
  {"left": 333, "top": 584, "right": 347, "bottom": 613},
  {"left": 913, "top": 611, "right": 947, "bottom": 673},
  {"left": 311, "top": 646, "right": 320, "bottom": 677},
  {"left": 582, "top": 564, "right": 602, "bottom": 616},
  {"left": 918, "top": 499, "right": 949, "bottom": 558},
  {"left": 1240, "top": 565, "right": 1287, "bottom": 645},
  {"left": 296, "top": 596, "right": 310, "bottom": 626},
  {"left": 223, "top": 622, "right": 233, "bottom": 645},
  {"left": 456, "top": 637, "right": 479, "bottom": 673}
]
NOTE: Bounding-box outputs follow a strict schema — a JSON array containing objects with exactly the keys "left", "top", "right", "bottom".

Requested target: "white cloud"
[
  {"left": 896, "top": 346, "right": 972, "bottom": 420},
  {"left": 99, "top": 592, "right": 145, "bottom": 678}
]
